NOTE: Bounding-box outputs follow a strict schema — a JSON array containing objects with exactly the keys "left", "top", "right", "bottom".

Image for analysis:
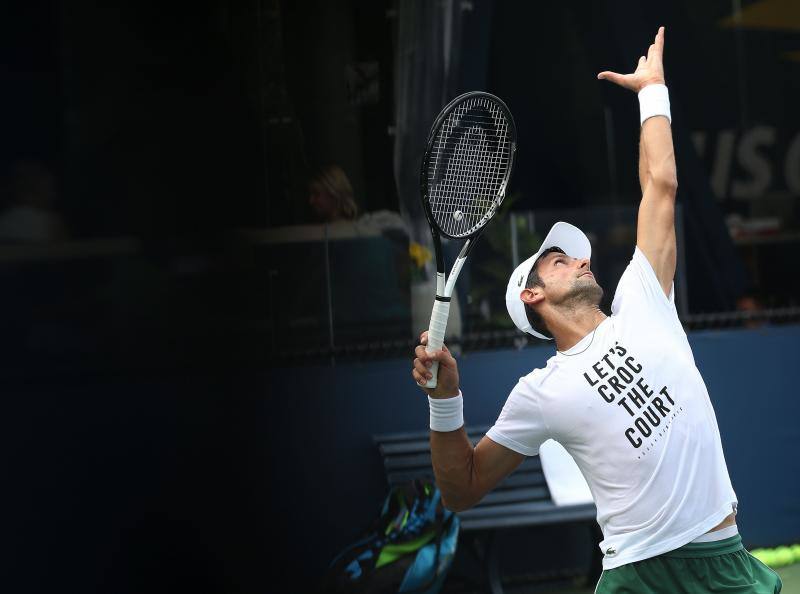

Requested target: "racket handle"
[{"left": 424, "top": 298, "right": 451, "bottom": 389}]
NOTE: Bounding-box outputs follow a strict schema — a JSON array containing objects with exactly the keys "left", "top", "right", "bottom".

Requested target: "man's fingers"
[
  {"left": 425, "top": 348, "right": 443, "bottom": 361},
  {"left": 412, "top": 368, "right": 428, "bottom": 386},
  {"left": 431, "top": 348, "right": 455, "bottom": 367},
  {"left": 650, "top": 27, "right": 664, "bottom": 59},
  {"left": 416, "top": 343, "right": 448, "bottom": 362},
  {"left": 419, "top": 330, "right": 429, "bottom": 345},
  {"left": 597, "top": 71, "right": 629, "bottom": 88},
  {"left": 414, "top": 358, "right": 432, "bottom": 378},
  {"left": 599, "top": 28, "right": 665, "bottom": 92},
  {"left": 419, "top": 347, "right": 450, "bottom": 366}
]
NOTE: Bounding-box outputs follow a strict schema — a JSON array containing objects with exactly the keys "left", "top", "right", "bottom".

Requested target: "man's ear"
[{"left": 520, "top": 287, "right": 544, "bottom": 307}]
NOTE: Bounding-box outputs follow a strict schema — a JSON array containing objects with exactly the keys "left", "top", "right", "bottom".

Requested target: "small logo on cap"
[{"left": 517, "top": 276, "right": 523, "bottom": 287}]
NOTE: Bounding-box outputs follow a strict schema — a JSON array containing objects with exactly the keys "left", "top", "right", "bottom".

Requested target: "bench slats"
[
  {"left": 518, "top": 457, "right": 543, "bottom": 472},
  {"left": 377, "top": 427, "right": 490, "bottom": 456},
  {"left": 373, "top": 425, "right": 489, "bottom": 444},
  {"left": 387, "top": 468, "right": 548, "bottom": 490},
  {"left": 379, "top": 440, "right": 431, "bottom": 456},
  {"left": 387, "top": 469, "right": 436, "bottom": 485},
  {"left": 495, "top": 471, "right": 548, "bottom": 490},
  {"left": 459, "top": 502, "right": 596, "bottom": 531},
  {"left": 383, "top": 453, "right": 542, "bottom": 473},
  {"left": 480, "top": 487, "right": 549, "bottom": 505},
  {"left": 383, "top": 452, "right": 433, "bottom": 470},
  {"left": 459, "top": 500, "right": 560, "bottom": 519},
  {"left": 379, "top": 436, "right": 484, "bottom": 456}
]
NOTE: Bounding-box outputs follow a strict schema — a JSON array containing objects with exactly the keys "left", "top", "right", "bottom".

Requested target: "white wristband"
[
  {"left": 429, "top": 391, "right": 464, "bottom": 432},
  {"left": 638, "top": 83, "right": 671, "bottom": 125}
]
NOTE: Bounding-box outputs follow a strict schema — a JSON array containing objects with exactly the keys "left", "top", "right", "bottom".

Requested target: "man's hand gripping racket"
[
  {"left": 416, "top": 92, "right": 517, "bottom": 390},
  {"left": 413, "top": 331, "right": 460, "bottom": 398}
]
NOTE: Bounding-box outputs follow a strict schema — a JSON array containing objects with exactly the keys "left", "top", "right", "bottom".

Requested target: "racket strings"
[
  {"left": 427, "top": 97, "right": 512, "bottom": 238},
  {"left": 432, "top": 99, "right": 508, "bottom": 236}
]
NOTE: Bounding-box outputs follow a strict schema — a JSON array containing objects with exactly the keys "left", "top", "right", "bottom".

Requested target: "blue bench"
[{"left": 374, "top": 425, "right": 602, "bottom": 594}]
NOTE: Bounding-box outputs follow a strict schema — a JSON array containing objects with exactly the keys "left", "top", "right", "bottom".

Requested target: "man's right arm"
[
  {"left": 430, "top": 428, "right": 526, "bottom": 511},
  {"left": 413, "top": 333, "right": 525, "bottom": 511}
]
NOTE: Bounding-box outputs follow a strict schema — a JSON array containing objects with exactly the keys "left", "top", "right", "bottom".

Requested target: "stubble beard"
[{"left": 558, "top": 276, "right": 604, "bottom": 310}]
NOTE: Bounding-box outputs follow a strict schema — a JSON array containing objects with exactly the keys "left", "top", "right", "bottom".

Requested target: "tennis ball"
[
  {"left": 791, "top": 544, "right": 800, "bottom": 563},
  {"left": 751, "top": 549, "right": 772, "bottom": 565},
  {"left": 775, "top": 547, "right": 794, "bottom": 567},
  {"left": 765, "top": 550, "right": 781, "bottom": 567}
]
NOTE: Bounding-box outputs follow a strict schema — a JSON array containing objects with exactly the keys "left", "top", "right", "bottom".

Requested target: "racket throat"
[
  {"left": 435, "top": 235, "right": 474, "bottom": 300},
  {"left": 435, "top": 271, "right": 445, "bottom": 297},
  {"left": 442, "top": 256, "right": 466, "bottom": 299}
]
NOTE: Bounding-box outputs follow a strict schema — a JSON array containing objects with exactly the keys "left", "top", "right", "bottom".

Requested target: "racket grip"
[{"left": 424, "top": 299, "right": 451, "bottom": 389}]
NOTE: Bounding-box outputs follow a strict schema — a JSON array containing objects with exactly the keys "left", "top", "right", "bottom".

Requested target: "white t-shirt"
[{"left": 486, "top": 248, "right": 737, "bottom": 569}]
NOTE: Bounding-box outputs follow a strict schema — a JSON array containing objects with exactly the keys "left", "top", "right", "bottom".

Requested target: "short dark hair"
[{"left": 523, "top": 247, "right": 565, "bottom": 339}]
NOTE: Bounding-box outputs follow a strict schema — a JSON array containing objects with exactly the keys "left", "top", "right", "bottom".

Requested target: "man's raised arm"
[{"left": 598, "top": 27, "right": 677, "bottom": 296}]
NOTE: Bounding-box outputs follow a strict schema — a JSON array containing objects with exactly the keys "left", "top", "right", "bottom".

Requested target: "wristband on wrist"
[
  {"left": 638, "top": 83, "right": 671, "bottom": 125},
  {"left": 428, "top": 391, "right": 464, "bottom": 432}
]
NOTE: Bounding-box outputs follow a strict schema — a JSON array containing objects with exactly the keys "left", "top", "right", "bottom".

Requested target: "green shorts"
[{"left": 595, "top": 535, "right": 782, "bottom": 593}]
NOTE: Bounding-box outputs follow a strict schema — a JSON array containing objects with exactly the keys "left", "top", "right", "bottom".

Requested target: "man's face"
[{"left": 535, "top": 250, "right": 603, "bottom": 307}]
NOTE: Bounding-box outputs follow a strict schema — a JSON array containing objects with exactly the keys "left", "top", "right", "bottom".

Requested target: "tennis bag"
[{"left": 322, "top": 479, "right": 459, "bottom": 594}]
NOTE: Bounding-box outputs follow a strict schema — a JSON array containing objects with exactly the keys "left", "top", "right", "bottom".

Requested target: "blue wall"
[{"left": 265, "top": 325, "right": 800, "bottom": 586}]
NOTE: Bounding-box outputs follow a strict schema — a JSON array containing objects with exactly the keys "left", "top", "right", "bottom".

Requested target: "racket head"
[{"left": 420, "top": 92, "right": 517, "bottom": 240}]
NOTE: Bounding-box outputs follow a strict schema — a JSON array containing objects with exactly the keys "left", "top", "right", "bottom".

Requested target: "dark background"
[{"left": 2, "top": 1, "right": 799, "bottom": 592}]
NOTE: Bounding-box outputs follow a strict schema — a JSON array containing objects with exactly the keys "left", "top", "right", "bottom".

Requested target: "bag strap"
[{"left": 398, "top": 508, "right": 456, "bottom": 594}]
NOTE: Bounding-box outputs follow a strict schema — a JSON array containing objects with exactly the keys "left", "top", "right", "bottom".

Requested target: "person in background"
[
  {"left": 736, "top": 293, "right": 764, "bottom": 329},
  {"left": 307, "top": 163, "right": 408, "bottom": 239},
  {"left": 308, "top": 164, "right": 359, "bottom": 223}
]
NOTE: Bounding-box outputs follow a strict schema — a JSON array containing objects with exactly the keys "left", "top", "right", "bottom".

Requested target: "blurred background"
[{"left": 2, "top": 0, "right": 799, "bottom": 592}]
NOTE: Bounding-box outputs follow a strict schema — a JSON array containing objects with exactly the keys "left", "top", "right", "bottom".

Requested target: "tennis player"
[{"left": 412, "top": 27, "right": 782, "bottom": 592}]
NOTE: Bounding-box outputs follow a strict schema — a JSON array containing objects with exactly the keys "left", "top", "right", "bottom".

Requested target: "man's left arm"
[{"left": 599, "top": 26, "right": 677, "bottom": 296}]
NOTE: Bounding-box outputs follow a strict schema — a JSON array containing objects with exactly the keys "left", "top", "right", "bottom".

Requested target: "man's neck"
[{"left": 550, "top": 307, "right": 607, "bottom": 352}]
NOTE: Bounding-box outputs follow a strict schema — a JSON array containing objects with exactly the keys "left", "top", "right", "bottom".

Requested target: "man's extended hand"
[
  {"left": 597, "top": 26, "right": 666, "bottom": 92},
  {"left": 412, "top": 331, "right": 460, "bottom": 398}
]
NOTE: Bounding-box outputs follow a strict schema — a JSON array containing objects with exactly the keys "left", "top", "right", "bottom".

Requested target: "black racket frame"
[{"left": 418, "top": 91, "right": 518, "bottom": 297}]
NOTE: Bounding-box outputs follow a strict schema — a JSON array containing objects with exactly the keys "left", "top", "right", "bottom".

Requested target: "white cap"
[{"left": 505, "top": 221, "right": 592, "bottom": 340}]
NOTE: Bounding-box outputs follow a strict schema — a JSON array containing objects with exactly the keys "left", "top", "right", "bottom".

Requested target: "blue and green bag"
[{"left": 323, "top": 479, "right": 459, "bottom": 594}]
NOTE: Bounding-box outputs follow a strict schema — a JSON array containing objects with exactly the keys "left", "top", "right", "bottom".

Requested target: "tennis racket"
[{"left": 420, "top": 91, "right": 517, "bottom": 388}]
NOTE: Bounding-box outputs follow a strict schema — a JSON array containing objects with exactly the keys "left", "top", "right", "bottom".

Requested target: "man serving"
[{"left": 411, "top": 27, "right": 781, "bottom": 592}]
